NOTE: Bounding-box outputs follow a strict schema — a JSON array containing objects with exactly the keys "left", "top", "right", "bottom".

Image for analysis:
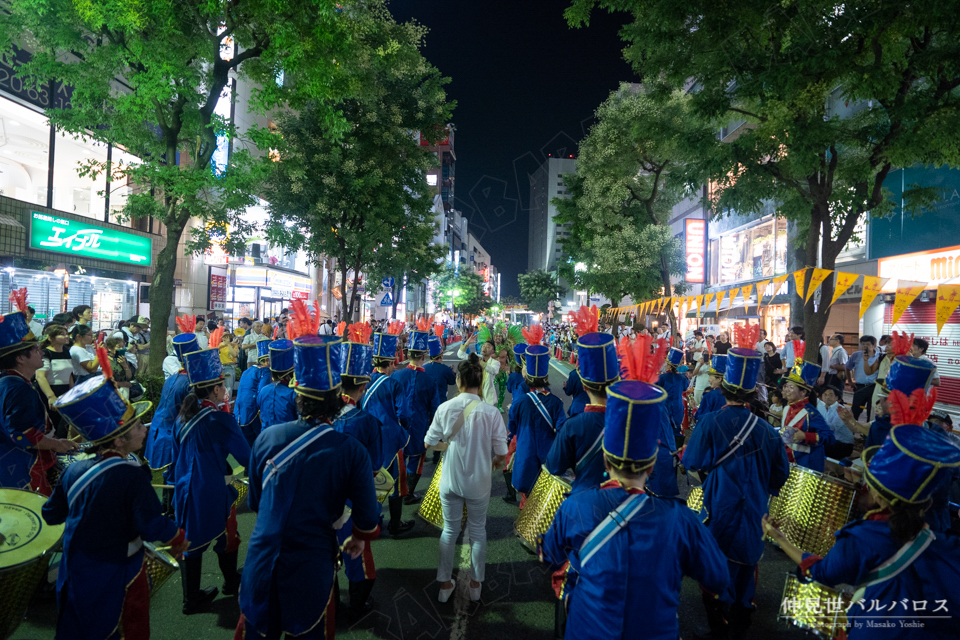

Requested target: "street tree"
[
  {"left": 263, "top": 18, "right": 454, "bottom": 322},
  {"left": 568, "top": 0, "right": 960, "bottom": 360},
  {"left": 432, "top": 267, "right": 490, "bottom": 317},
  {"left": 0, "top": 0, "right": 396, "bottom": 375},
  {"left": 518, "top": 269, "right": 566, "bottom": 316}
]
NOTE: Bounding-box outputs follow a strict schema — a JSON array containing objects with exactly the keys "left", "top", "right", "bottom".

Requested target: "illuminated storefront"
[{"left": 709, "top": 217, "right": 788, "bottom": 286}]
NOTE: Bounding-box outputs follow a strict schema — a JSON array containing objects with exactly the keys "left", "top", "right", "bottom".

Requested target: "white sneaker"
[
  {"left": 438, "top": 580, "right": 456, "bottom": 603},
  {"left": 469, "top": 583, "right": 481, "bottom": 602}
]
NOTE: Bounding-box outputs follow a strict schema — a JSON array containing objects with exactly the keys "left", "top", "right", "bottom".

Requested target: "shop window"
[
  {"left": 53, "top": 130, "right": 108, "bottom": 219},
  {"left": 108, "top": 146, "right": 142, "bottom": 226},
  {"left": 710, "top": 217, "right": 789, "bottom": 286},
  {"left": 0, "top": 268, "right": 63, "bottom": 321},
  {"left": 0, "top": 98, "right": 50, "bottom": 206},
  {"left": 67, "top": 276, "right": 137, "bottom": 332}
]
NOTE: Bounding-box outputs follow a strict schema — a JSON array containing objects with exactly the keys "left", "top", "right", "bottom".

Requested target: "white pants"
[{"left": 437, "top": 491, "right": 490, "bottom": 583}]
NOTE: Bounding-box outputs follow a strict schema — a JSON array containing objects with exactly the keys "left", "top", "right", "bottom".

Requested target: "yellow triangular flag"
[
  {"left": 792, "top": 268, "right": 811, "bottom": 301},
  {"left": 740, "top": 284, "right": 754, "bottom": 307},
  {"left": 728, "top": 288, "right": 741, "bottom": 306},
  {"left": 770, "top": 274, "right": 790, "bottom": 299},
  {"left": 702, "top": 292, "right": 715, "bottom": 316},
  {"left": 695, "top": 294, "right": 705, "bottom": 318},
  {"left": 859, "top": 276, "right": 890, "bottom": 319},
  {"left": 754, "top": 280, "right": 771, "bottom": 306},
  {"left": 715, "top": 289, "right": 728, "bottom": 314},
  {"left": 891, "top": 280, "right": 927, "bottom": 325},
  {"left": 829, "top": 272, "right": 860, "bottom": 308},
  {"left": 805, "top": 268, "right": 834, "bottom": 303},
  {"left": 936, "top": 284, "right": 960, "bottom": 335}
]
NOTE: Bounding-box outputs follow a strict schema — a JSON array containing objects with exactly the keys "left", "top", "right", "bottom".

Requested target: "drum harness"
[
  {"left": 65, "top": 454, "right": 143, "bottom": 555},
  {"left": 688, "top": 413, "right": 760, "bottom": 486},
  {"left": 527, "top": 392, "right": 556, "bottom": 433},
  {"left": 784, "top": 407, "right": 812, "bottom": 454},
  {"left": 578, "top": 493, "right": 650, "bottom": 568},
  {"left": 360, "top": 373, "right": 390, "bottom": 412},
  {"left": 336, "top": 403, "right": 395, "bottom": 502}
]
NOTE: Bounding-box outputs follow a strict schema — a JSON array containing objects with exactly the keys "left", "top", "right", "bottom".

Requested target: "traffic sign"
[
  {"left": 382, "top": 277, "right": 395, "bottom": 289},
  {"left": 380, "top": 292, "right": 393, "bottom": 307}
]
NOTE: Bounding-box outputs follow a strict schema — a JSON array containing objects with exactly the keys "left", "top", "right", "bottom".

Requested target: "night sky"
[{"left": 389, "top": 1, "right": 633, "bottom": 298}]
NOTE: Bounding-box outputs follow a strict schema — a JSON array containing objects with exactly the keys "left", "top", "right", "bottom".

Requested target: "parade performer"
[
  {"left": 233, "top": 339, "right": 272, "bottom": 446},
  {"left": 144, "top": 315, "right": 200, "bottom": 476},
  {"left": 546, "top": 306, "right": 621, "bottom": 494},
  {"left": 44, "top": 350, "right": 188, "bottom": 640},
  {"left": 562, "top": 368, "right": 590, "bottom": 418},
  {"left": 256, "top": 339, "right": 297, "bottom": 429},
  {"left": 508, "top": 341, "right": 566, "bottom": 500},
  {"left": 696, "top": 354, "right": 727, "bottom": 421},
  {"left": 865, "top": 333, "right": 933, "bottom": 449},
  {"left": 236, "top": 334, "right": 380, "bottom": 639},
  {"left": 0, "top": 288, "right": 77, "bottom": 493},
  {"left": 764, "top": 393, "right": 960, "bottom": 640},
  {"left": 780, "top": 353, "right": 835, "bottom": 472},
  {"left": 332, "top": 320, "right": 384, "bottom": 620},
  {"left": 456, "top": 326, "right": 502, "bottom": 406},
  {"left": 174, "top": 327, "right": 251, "bottom": 613},
  {"left": 684, "top": 324, "right": 790, "bottom": 638},
  {"left": 657, "top": 347, "right": 688, "bottom": 446},
  {"left": 423, "top": 325, "right": 456, "bottom": 402},
  {"left": 508, "top": 343, "right": 530, "bottom": 398},
  {"left": 392, "top": 317, "right": 442, "bottom": 504},
  {"left": 361, "top": 322, "right": 414, "bottom": 535},
  {"left": 539, "top": 346, "right": 729, "bottom": 640}
]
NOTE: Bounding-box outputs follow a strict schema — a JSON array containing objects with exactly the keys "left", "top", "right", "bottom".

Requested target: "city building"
[{"left": 528, "top": 156, "right": 575, "bottom": 274}]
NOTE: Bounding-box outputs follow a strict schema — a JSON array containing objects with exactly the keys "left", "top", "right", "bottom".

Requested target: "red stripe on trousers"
[{"left": 122, "top": 563, "right": 151, "bottom": 640}]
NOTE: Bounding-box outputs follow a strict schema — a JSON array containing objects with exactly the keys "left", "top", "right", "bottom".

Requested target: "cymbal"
[{"left": 0, "top": 489, "right": 65, "bottom": 569}]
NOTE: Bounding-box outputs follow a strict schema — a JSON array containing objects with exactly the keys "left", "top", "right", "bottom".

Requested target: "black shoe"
[
  {"left": 348, "top": 579, "right": 376, "bottom": 622},
  {"left": 388, "top": 519, "right": 416, "bottom": 536},
  {"left": 181, "top": 554, "right": 219, "bottom": 614},
  {"left": 502, "top": 494, "right": 518, "bottom": 504},
  {"left": 182, "top": 587, "right": 218, "bottom": 614},
  {"left": 222, "top": 570, "right": 242, "bottom": 596},
  {"left": 387, "top": 496, "right": 416, "bottom": 536},
  {"left": 403, "top": 473, "right": 422, "bottom": 504},
  {"left": 403, "top": 493, "right": 422, "bottom": 505},
  {"left": 217, "top": 550, "right": 243, "bottom": 596}
]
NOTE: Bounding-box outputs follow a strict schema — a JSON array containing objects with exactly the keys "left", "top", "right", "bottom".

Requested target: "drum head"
[{"left": 0, "top": 489, "right": 65, "bottom": 570}]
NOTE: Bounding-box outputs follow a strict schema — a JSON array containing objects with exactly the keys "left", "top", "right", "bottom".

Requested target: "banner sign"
[{"left": 30, "top": 211, "right": 152, "bottom": 266}]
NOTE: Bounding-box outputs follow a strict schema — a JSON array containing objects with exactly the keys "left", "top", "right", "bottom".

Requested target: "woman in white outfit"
[{"left": 425, "top": 354, "right": 508, "bottom": 603}]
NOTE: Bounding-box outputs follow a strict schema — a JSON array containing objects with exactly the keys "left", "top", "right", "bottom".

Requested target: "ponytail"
[
  {"left": 888, "top": 499, "right": 931, "bottom": 544},
  {"left": 177, "top": 385, "right": 217, "bottom": 424}
]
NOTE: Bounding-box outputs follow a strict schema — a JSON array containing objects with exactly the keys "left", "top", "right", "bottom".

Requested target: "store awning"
[{"left": 0, "top": 215, "right": 24, "bottom": 229}]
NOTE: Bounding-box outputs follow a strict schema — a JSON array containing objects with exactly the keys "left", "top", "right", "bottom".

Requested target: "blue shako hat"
[
  {"left": 525, "top": 345, "right": 550, "bottom": 378},
  {"left": 183, "top": 347, "right": 224, "bottom": 388},
  {"left": 256, "top": 339, "right": 271, "bottom": 362},
  {"left": 722, "top": 348, "right": 762, "bottom": 392},
  {"left": 604, "top": 380, "right": 666, "bottom": 470},
  {"left": 427, "top": 336, "right": 443, "bottom": 358},
  {"left": 666, "top": 347, "right": 684, "bottom": 368},
  {"left": 576, "top": 332, "right": 619, "bottom": 386},
  {"left": 269, "top": 339, "right": 294, "bottom": 373},
  {"left": 864, "top": 424, "right": 960, "bottom": 504},
  {"left": 340, "top": 340, "right": 373, "bottom": 382},
  {"left": 408, "top": 330, "right": 429, "bottom": 353},
  {"left": 292, "top": 335, "right": 342, "bottom": 399},
  {"left": 372, "top": 332, "right": 399, "bottom": 361},
  {"left": 784, "top": 359, "right": 821, "bottom": 391},
  {"left": 172, "top": 332, "right": 199, "bottom": 365},
  {"left": 881, "top": 356, "right": 936, "bottom": 397},
  {"left": 513, "top": 343, "right": 527, "bottom": 367},
  {"left": 709, "top": 354, "right": 727, "bottom": 377},
  {"left": 55, "top": 375, "right": 152, "bottom": 444},
  {"left": 0, "top": 310, "right": 36, "bottom": 357}
]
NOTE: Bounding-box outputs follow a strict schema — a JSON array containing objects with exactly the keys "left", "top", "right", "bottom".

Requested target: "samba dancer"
[
  {"left": 540, "top": 337, "right": 729, "bottom": 640},
  {"left": 233, "top": 339, "right": 272, "bottom": 446},
  {"left": 684, "top": 325, "right": 790, "bottom": 638},
  {"left": 173, "top": 328, "right": 251, "bottom": 614},
  {"left": 256, "top": 339, "right": 298, "bottom": 429},
  {"left": 0, "top": 289, "right": 77, "bottom": 494},
  {"left": 780, "top": 358, "right": 834, "bottom": 472},
  {"left": 44, "top": 350, "right": 188, "bottom": 640},
  {"left": 237, "top": 335, "right": 380, "bottom": 639},
  {"left": 657, "top": 348, "right": 688, "bottom": 446}
]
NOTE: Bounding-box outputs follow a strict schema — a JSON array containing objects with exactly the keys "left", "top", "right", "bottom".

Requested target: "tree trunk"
[
  {"left": 391, "top": 278, "right": 400, "bottom": 320},
  {"left": 610, "top": 297, "right": 622, "bottom": 338},
  {"left": 339, "top": 264, "right": 350, "bottom": 323},
  {"left": 658, "top": 250, "right": 677, "bottom": 336},
  {"left": 146, "top": 216, "right": 186, "bottom": 377}
]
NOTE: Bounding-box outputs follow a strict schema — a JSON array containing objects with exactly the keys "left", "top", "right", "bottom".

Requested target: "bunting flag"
[
  {"left": 890, "top": 280, "right": 927, "bottom": 325},
  {"left": 695, "top": 294, "right": 705, "bottom": 318},
  {"left": 792, "top": 268, "right": 810, "bottom": 301},
  {"left": 714, "top": 289, "right": 728, "bottom": 314},
  {"left": 702, "top": 292, "right": 715, "bottom": 316},
  {"left": 740, "top": 283, "right": 754, "bottom": 308},
  {"left": 727, "top": 288, "right": 741, "bottom": 307},
  {"left": 770, "top": 274, "right": 790, "bottom": 299},
  {"left": 754, "top": 279, "right": 771, "bottom": 306},
  {"left": 805, "top": 268, "right": 834, "bottom": 303},
  {"left": 829, "top": 272, "right": 860, "bottom": 308},
  {"left": 936, "top": 284, "right": 960, "bottom": 335},
  {"left": 859, "top": 276, "right": 890, "bottom": 319}
]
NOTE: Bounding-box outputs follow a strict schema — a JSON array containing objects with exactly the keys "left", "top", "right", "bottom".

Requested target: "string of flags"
[{"left": 601, "top": 267, "right": 960, "bottom": 336}]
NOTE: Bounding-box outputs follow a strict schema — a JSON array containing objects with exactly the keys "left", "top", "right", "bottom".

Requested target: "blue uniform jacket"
[
  {"left": 361, "top": 372, "right": 408, "bottom": 468},
  {"left": 684, "top": 405, "right": 790, "bottom": 565},
  {"left": 508, "top": 390, "right": 567, "bottom": 494},
  {"left": 0, "top": 373, "right": 47, "bottom": 490},
  {"left": 172, "top": 406, "right": 250, "bottom": 552},
  {"left": 507, "top": 371, "right": 530, "bottom": 398},
  {"left": 697, "top": 388, "right": 725, "bottom": 421},
  {"left": 802, "top": 518, "right": 960, "bottom": 640},
  {"left": 423, "top": 361, "right": 456, "bottom": 402},
  {"left": 648, "top": 402, "right": 679, "bottom": 498},
  {"left": 545, "top": 407, "right": 605, "bottom": 493},
  {"left": 143, "top": 372, "right": 191, "bottom": 472},
  {"left": 240, "top": 420, "right": 379, "bottom": 637},
  {"left": 332, "top": 404, "right": 384, "bottom": 471},
  {"left": 657, "top": 371, "right": 687, "bottom": 434},
  {"left": 865, "top": 414, "right": 892, "bottom": 449},
  {"left": 257, "top": 381, "right": 298, "bottom": 430},
  {"left": 43, "top": 455, "right": 179, "bottom": 640},
  {"left": 234, "top": 365, "right": 267, "bottom": 445},
  {"left": 391, "top": 366, "right": 442, "bottom": 459},
  {"left": 541, "top": 484, "right": 729, "bottom": 640},
  {"left": 785, "top": 402, "right": 835, "bottom": 472},
  {"left": 563, "top": 370, "right": 590, "bottom": 418}
]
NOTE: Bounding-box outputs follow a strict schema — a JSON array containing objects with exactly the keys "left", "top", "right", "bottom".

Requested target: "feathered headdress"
[
  {"left": 208, "top": 327, "right": 225, "bottom": 349},
  {"left": 272, "top": 324, "right": 279, "bottom": 340},
  {"left": 348, "top": 322, "right": 373, "bottom": 344},
  {"left": 433, "top": 323, "right": 445, "bottom": 338},
  {"left": 889, "top": 331, "right": 914, "bottom": 357},
  {"left": 888, "top": 387, "right": 938, "bottom": 427},
  {"left": 8, "top": 288, "right": 28, "bottom": 312},
  {"left": 288, "top": 299, "right": 321, "bottom": 341},
  {"left": 521, "top": 324, "right": 544, "bottom": 346},
  {"left": 573, "top": 305, "right": 598, "bottom": 336},
  {"left": 175, "top": 314, "right": 197, "bottom": 334},
  {"left": 477, "top": 323, "right": 492, "bottom": 345},
  {"left": 734, "top": 322, "right": 761, "bottom": 349},
  {"left": 416, "top": 316, "right": 432, "bottom": 332},
  {"left": 620, "top": 336, "right": 669, "bottom": 384},
  {"left": 507, "top": 324, "right": 525, "bottom": 347},
  {"left": 387, "top": 321, "right": 404, "bottom": 335},
  {"left": 792, "top": 340, "right": 805, "bottom": 360},
  {"left": 96, "top": 346, "right": 113, "bottom": 380},
  {"left": 337, "top": 321, "right": 347, "bottom": 337}
]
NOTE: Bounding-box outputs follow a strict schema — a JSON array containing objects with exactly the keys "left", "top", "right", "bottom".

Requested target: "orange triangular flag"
[
  {"left": 695, "top": 294, "right": 705, "bottom": 318},
  {"left": 859, "top": 276, "right": 890, "bottom": 319},
  {"left": 890, "top": 280, "right": 927, "bottom": 325},
  {"left": 702, "top": 292, "right": 715, "bottom": 316},
  {"left": 770, "top": 274, "right": 790, "bottom": 298},
  {"left": 728, "top": 288, "right": 741, "bottom": 306},
  {"left": 936, "top": 284, "right": 960, "bottom": 335},
  {"left": 715, "top": 289, "right": 728, "bottom": 314},
  {"left": 793, "top": 268, "right": 811, "bottom": 301},
  {"left": 740, "top": 284, "right": 754, "bottom": 307},
  {"left": 754, "top": 280, "right": 771, "bottom": 306},
  {"left": 829, "top": 272, "right": 860, "bottom": 308},
  {"left": 805, "top": 268, "right": 833, "bottom": 303}
]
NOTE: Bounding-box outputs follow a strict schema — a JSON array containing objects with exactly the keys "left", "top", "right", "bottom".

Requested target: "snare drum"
[
  {"left": 232, "top": 478, "right": 249, "bottom": 511},
  {"left": 514, "top": 465, "right": 572, "bottom": 553},
  {"left": 766, "top": 464, "right": 856, "bottom": 556},
  {"left": 150, "top": 463, "right": 172, "bottom": 488},
  {"left": 416, "top": 457, "right": 467, "bottom": 530},
  {"left": 0, "top": 489, "right": 65, "bottom": 639},
  {"left": 142, "top": 542, "right": 179, "bottom": 597},
  {"left": 49, "top": 451, "right": 96, "bottom": 490},
  {"left": 779, "top": 573, "right": 852, "bottom": 639}
]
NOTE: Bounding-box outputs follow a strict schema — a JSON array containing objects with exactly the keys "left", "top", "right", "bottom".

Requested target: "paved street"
[{"left": 13, "top": 344, "right": 809, "bottom": 640}]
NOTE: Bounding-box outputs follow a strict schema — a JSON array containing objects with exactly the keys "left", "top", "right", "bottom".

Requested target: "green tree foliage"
[
  {"left": 432, "top": 267, "right": 490, "bottom": 316},
  {"left": 519, "top": 269, "right": 566, "bottom": 315},
  {"left": 262, "top": 18, "right": 454, "bottom": 321},
  {"left": 568, "top": 0, "right": 960, "bottom": 358},
  {"left": 0, "top": 0, "right": 399, "bottom": 374}
]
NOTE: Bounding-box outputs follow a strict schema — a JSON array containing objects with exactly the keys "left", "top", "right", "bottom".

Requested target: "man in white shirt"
[
  {"left": 318, "top": 320, "right": 335, "bottom": 335},
  {"left": 456, "top": 333, "right": 500, "bottom": 405},
  {"left": 25, "top": 306, "right": 44, "bottom": 339},
  {"left": 241, "top": 321, "right": 267, "bottom": 357},
  {"left": 819, "top": 334, "right": 849, "bottom": 388}
]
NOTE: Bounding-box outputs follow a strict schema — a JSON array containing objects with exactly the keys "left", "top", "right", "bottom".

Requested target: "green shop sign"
[{"left": 29, "top": 212, "right": 152, "bottom": 266}]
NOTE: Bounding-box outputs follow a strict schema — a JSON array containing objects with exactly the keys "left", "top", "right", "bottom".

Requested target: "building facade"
[{"left": 528, "top": 157, "right": 575, "bottom": 274}]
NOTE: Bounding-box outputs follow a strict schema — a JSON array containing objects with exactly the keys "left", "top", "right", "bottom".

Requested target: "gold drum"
[
  {"left": 143, "top": 542, "right": 179, "bottom": 596},
  {"left": 686, "top": 486, "right": 704, "bottom": 514},
  {"left": 766, "top": 464, "right": 856, "bottom": 557},
  {"left": 417, "top": 457, "right": 467, "bottom": 530},
  {"left": 779, "top": 573, "right": 852, "bottom": 638},
  {"left": 514, "top": 466, "right": 572, "bottom": 553}
]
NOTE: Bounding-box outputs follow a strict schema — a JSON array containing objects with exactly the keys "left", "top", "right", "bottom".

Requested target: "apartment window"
[
  {"left": 0, "top": 98, "right": 50, "bottom": 206},
  {"left": 53, "top": 129, "right": 108, "bottom": 219}
]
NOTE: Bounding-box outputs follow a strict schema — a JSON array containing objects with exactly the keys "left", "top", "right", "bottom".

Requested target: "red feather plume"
[
  {"left": 209, "top": 327, "right": 225, "bottom": 349},
  {"left": 705, "top": 339, "right": 713, "bottom": 358},
  {"left": 175, "top": 314, "right": 197, "bottom": 334},
  {"left": 433, "top": 323, "right": 445, "bottom": 338},
  {"left": 8, "top": 288, "right": 28, "bottom": 313},
  {"left": 416, "top": 316, "right": 432, "bottom": 332},
  {"left": 337, "top": 321, "right": 347, "bottom": 337},
  {"left": 890, "top": 331, "right": 914, "bottom": 357},
  {"left": 348, "top": 322, "right": 372, "bottom": 344},
  {"left": 387, "top": 321, "right": 404, "bottom": 335},
  {"left": 620, "top": 335, "right": 669, "bottom": 383},
  {"left": 288, "top": 300, "right": 321, "bottom": 341},
  {"left": 573, "top": 305, "right": 598, "bottom": 336},
  {"left": 521, "top": 325, "right": 544, "bottom": 346},
  {"left": 792, "top": 340, "right": 805, "bottom": 361},
  {"left": 272, "top": 324, "right": 279, "bottom": 339},
  {"left": 96, "top": 346, "right": 113, "bottom": 379},
  {"left": 888, "top": 388, "right": 937, "bottom": 426},
  {"left": 734, "top": 322, "right": 761, "bottom": 349}
]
